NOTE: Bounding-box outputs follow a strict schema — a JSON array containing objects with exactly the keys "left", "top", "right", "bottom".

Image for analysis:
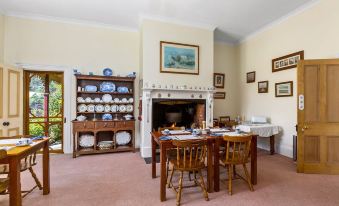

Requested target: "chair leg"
[
  {"left": 176, "top": 171, "right": 184, "bottom": 206},
  {"left": 228, "top": 165, "right": 233, "bottom": 195},
  {"left": 242, "top": 164, "right": 254, "bottom": 191},
  {"left": 29, "top": 167, "right": 43, "bottom": 190},
  {"left": 198, "top": 170, "right": 209, "bottom": 201},
  {"left": 167, "top": 166, "right": 175, "bottom": 188}
]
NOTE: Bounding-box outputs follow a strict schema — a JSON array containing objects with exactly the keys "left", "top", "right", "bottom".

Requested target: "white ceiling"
[{"left": 0, "top": 0, "right": 316, "bottom": 44}]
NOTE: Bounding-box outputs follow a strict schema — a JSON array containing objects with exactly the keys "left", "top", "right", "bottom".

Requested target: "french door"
[
  {"left": 23, "top": 71, "right": 64, "bottom": 152},
  {"left": 297, "top": 59, "right": 339, "bottom": 174}
]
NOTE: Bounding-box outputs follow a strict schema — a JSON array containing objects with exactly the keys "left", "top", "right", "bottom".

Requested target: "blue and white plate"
[
  {"left": 117, "top": 87, "right": 129, "bottom": 93},
  {"left": 95, "top": 104, "right": 104, "bottom": 112},
  {"left": 100, "top": 82, "right": 115, "bottom": 92},
  {"left": 103, "top": 68, "right": 113, "bottom": 76},
  {"left": 84, "top": 85, "right": 97, "bottom": 92},
  {"left": 102, "top": 113, "right": 113, "bottom": 120}
]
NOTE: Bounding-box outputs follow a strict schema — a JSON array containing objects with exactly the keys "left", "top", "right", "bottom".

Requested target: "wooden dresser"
[{"left": 72, "top": 74, "right": 136, "bottom": 158}]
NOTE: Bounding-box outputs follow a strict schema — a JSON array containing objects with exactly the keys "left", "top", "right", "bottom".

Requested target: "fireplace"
[
  {"left": 140, "top": 86, "right": 214, "bottom": 157},
  {"left": 152, "top": 99, "right": 206, "bottom": 131}
]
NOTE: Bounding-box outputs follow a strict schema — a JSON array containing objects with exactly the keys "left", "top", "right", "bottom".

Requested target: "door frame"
[{"left": 17, "top": 63, "right": 72, "bottom": 153}]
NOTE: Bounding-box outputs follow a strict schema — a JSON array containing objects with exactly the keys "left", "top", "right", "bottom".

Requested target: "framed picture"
[
  {"left": 214, "top": 92, "right": 226, "bottom": 99},
  {"left": 258, "top": 81, "right": 269, "bottom": 93},
  {"left": 272, "top": 51, "right": 304, "bottom": 72},
  {"left": 275, "top": 81, "right": 293, "bottom": 97},
  {"left": 246, "top": 71, "right": 256, "bottom": 83},
  {"left": 220, "top": 116, "right": 230, "bottom": 122},
  {"left": 160, "top": 41, "right": 199, "bottom": 75},
  {"left": 213, "top": 73, "right": 225, "bottom": 88}
]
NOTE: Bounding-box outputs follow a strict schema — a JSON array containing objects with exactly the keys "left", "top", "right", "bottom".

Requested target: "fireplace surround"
[{"left": 140, "top": 86, "right": 214, "bottom": 157}]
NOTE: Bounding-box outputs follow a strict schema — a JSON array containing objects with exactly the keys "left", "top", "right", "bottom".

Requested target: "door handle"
[
  {"left": 2, "top": 122, "right": 9, "bottom": 126},
  {"left": 301, "top": 125, "right": 309, "bottom": 132}
]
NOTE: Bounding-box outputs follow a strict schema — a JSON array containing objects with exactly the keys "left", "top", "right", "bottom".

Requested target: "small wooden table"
[
  {"left": 0, "top": 138, "right": 50, "bottom": 206},
  {"left": 151, "top": 132, "right": 258, "bottom": 201}
]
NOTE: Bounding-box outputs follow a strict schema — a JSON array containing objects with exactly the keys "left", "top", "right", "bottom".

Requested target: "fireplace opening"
[{"left": 152, "top": 99, "right": 206, "bottom": 131}]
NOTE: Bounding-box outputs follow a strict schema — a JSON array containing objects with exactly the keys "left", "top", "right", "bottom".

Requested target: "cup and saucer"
[{"left": 16, "top": 138, "right": 33, "bottom": 147}]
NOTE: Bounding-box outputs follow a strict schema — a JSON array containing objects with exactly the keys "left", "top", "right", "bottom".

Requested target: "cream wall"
[
  {"left": 3, "top": 16, "right": 140, "bottom": 152},
  {"left": 213, "top": 43, "right": 239, "bottom": 119},
  {"left": 0, "top": 14, "right": 4, "bottom": 63},
  {"left": 141, "top": 19, "right": 214, "bottom": 87},
  {"left": 237, "top": 0, "right": 339, "bottom": 157}
]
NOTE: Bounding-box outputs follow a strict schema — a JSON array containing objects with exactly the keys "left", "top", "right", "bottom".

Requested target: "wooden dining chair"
[
  {"left": 0, "top": 150, "right": 9, "bottom": 194},
  {"left": 0, "top": 135, "right": 42, "bottom": 197},
  {"left": 168, "top": 140, "right": 209, "bottom": 206},
  {"left": 220, "top": 135, "right": 254, "bottom": 195}
]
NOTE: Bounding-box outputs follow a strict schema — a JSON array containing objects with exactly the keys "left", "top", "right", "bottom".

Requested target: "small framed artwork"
[
  {"left": 214, "top": 92, "right": 226, "bottom": 99},
  {"left": 258, "top": 81, "right": 269, "bottom": 93},
  {"left": 275, "top": 81, "right": 293, "bottom": 97},
  {"left": 160, "top": 41, "right": 199, "bottom": 75},
  {"left": 246, "top": 71, "right": 256, "bottom": 83},
  {"left": 272, "top": 51, "right": 304, "bottom": 72},
  {"left": 213, "top": 73, "right": 225, "bottom": 88},
  {"left": 220, "top": 116, "right": 230, "bottom": 122}
]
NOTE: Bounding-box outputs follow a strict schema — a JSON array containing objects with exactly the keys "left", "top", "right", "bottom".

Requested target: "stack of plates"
[{"left": 97, "top": 141, "right": 113, "bottom": 150}]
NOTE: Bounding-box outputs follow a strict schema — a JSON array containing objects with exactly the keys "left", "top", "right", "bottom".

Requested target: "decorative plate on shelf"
[
  {"left": 126, "top": 104, "right": 133, "bottom": 112},
  {"left": 114, "top": 98, "right": 120, "bottom": 103},
  {"left": 84, "top": 85, "right": 97, "bottom": 92},
  {"left": 94, "top": 97, "right": 101, "bottom": 103},
  {"left": 104, "top": 104, "right": 111, "bottom": 112},
  {"left": 95, "top": 104, "right": 104, "bottom": 112},
  {"left": 100, "top": 82, "right": 115, "bottom": 92},
  {"left": 79, "top": 134, "right": 95, "bottom": 148},
  {"left": 128, "top": 98, "right": 134, "bottom": 103},
  {"left": 119, "top": 105, "right": 127, "bottom": 112},
  {"left": 77, "top": 104, "right": 87, "bottom": 112},
  {"left": 102, "top": 94, "right": 113, "bottom": 103},
  {"left": 77, "top": 97, "right": 85, "bottom": 103},
  {"left": 103, "top": 68, "right": 113, "bottom": 76},
  {"left": 116, "top": 131, "right": 131, "bottom": 145},
  {"left": 117, "top": 86, "right": 129, "bottom": 93},
  {"left": 111, "top": 105, "right": 118, "bottom": 112},
  {"left": 85, "top": 97, "right": 92, "bottom": 103},
  {"left": 102, "top": 113, "right": 113, "bottom": 120},
  {"left": 87, "top": 104, "right": 95, "bottom": 112},
  {"left": 121, "top": 98, "right": 128, "bottom": 103}
]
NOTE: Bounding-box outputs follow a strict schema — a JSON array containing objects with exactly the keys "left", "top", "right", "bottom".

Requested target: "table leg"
[
  {"left": 251, "top": 135, "right": 257, "bottom": 185},
  {"left": 214, "top": 138, "right": 220, "bottom": 192},
  {"left": 73, "top": 132, "right": 76, "bottom": 158},
  {"left": 160, "top": 143, "right": 167, "bottom": 201},
  {"left": 207, "top": 140, "right": 213, "bottom": 193},
  {"left": 9, "top": 157, "right": 21, "bottom": 206},
  {"left": 152, "top": 136, "right": 156, "bottom": 178},
  {"left": 43, "top": 140, "right": 50, "bottom": 195},
  {"left": 270, "top": 135, "right": 275, "bottom": 155}
]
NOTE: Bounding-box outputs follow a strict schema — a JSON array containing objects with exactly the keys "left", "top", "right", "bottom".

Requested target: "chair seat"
[
  {"left": 0, "top": 161, "right": 36, "bottom": 174},
  {"left": 170, "top": 158, "right": 205, "bottom": 171},
  {"left": 0, "top": 178, "right": 9, "bottom": 193},
  {"left": 220, "top": 152, "right": 250, "bottom": 165}
]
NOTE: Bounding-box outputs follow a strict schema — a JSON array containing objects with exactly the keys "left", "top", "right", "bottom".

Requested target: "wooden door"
[
  {"left": 0, "top": 65, "right": 23, "bottom": 136},
  {"left": 297, "top": 59, "right": 339, "bottom": 174}
]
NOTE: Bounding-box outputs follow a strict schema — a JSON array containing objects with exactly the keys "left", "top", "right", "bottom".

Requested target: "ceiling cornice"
[
  {"left": 238, "top": 0, "right": 320, "bottom": 44},
  {"left": 5, "top": 11, "right": 138, "bottom": 33},
  {"left": 139, "top": 14, "right": 217, "bottom": 31}
]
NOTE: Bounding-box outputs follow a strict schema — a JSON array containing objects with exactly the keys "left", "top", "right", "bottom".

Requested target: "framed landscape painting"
[
  {"left": 275, "top": 81, "right": 293, "bottom": 97},
  {"left": 214, "top": 92, "right": 226, "bottom": 99},
  {"left": 258, "top": 81, "right": 269, "bottom": 93},
  {"left": 160, "top": 41, "right": 199, "bottom": 75}
]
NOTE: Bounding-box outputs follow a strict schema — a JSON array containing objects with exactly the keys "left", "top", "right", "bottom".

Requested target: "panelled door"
[
  {"left": 297, "top": 59, "right": 339, "bottom": 174},
  {"left": 0, "top": 65, "right": 23, "bottom": 136}
]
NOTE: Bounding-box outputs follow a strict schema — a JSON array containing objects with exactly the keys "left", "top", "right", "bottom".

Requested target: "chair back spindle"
[{"left": 172, "top": 140, "right": 207, "bottom": 170}]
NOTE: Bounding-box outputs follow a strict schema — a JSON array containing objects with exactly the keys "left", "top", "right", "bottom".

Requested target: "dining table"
[
  {"left": 0, "top": 138, "right": 50, "bottom": 206},
  {"left": 151, "top": 131, "right": 257, "bottom": 202}
]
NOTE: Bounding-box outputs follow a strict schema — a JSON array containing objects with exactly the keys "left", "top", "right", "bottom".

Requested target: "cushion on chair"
[
  {"left": 0, "top": 159, "right": 36, "bottom": 174},
  {"left": 0, "top": 178, "right": 9, "bottom": 193}
]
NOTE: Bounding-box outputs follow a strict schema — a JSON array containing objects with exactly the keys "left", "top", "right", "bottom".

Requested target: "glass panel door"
[{"left": 24, "top": 71, "right": 64, "bottom": 152}]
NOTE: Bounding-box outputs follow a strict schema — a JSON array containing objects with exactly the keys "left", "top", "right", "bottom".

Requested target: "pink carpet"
[{"left": 1, "top": 150, "right": 339, "bottom": 206}]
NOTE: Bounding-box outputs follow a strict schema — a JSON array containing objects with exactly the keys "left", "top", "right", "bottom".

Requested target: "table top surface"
[{"left": 0, "top": 138, "right": 49, "bottom": 156}]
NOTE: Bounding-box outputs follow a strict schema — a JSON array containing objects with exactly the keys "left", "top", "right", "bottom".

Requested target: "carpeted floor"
[{"left": 1, "top": 150, "right": 339, "bottom": 206}]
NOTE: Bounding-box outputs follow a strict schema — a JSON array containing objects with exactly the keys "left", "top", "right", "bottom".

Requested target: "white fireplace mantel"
[{"left": 139, "top": 87, "right": 214, "bottom": 157}]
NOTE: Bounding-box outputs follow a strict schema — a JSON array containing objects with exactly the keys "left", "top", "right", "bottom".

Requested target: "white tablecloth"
[{"left": 237, "top": 124, "right": 280, "bottom": 137}]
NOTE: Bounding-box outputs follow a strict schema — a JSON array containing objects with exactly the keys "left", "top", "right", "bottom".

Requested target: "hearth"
[{"left": 152, "top": 99, "right": 206, "bottom": 131}]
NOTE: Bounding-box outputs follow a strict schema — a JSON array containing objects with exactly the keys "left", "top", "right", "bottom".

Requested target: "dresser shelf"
[{"left": 72, "top": 74, "right": 136, "bottom": 158}]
